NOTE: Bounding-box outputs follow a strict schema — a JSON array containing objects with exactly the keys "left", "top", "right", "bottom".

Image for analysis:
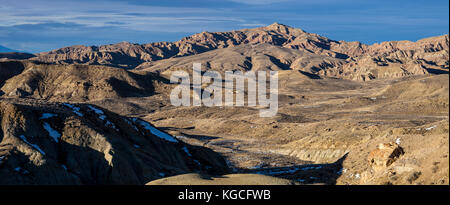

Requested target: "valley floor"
[{"left": 92, "top": 72, "right": 449, "bottom": 185}]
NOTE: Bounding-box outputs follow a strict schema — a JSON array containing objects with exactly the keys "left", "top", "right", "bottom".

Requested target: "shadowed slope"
[
  {"left": 0, "top": 61, "right": 160, "bottom": 101},
  {"left": 0, "top": 99, "right": 229, "bottom": 184}
]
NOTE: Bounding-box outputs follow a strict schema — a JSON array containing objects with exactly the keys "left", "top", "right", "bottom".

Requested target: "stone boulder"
[{"left": 367, "top": 142, "right": 404, "bottom": 171}]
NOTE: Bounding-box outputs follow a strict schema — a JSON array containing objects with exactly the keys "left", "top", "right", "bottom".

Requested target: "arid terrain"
[{"left": 0, "top": 23, "right": 448, "bottom": 185}]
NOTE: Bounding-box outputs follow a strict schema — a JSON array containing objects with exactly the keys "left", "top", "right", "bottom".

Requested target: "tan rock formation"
[{"left": 367, "top": 142, "right": 404, "bottom": 171}]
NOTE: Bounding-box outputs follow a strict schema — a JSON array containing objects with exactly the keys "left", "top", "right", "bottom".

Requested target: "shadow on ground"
[{"left": 236, "top": 153, "right": 348, "bottom": 185}]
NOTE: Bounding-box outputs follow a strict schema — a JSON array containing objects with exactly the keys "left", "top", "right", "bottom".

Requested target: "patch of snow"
[
  {"left": 258, "top": 167, "right": 301, "bottom": 175},
  {"left": 87, "top": 105, "right": 119, "bottom": 131},
  {"left": 61, "top": 165, "right": 68, "bottom": 171},
  {"left": 105, "top": 120, "right": 118, "bottom": 131},
  {"left": 132, "top": 118, "right": 178, "bottom": 143},
  {"left": 175, "top": 136, "right": 188, "bottom": 140},
  {"left": 425, "top": 125, "right": 437, "bottom": 131},
  {"left": 125, "top": 119, "right": 139, "bottom": 131},
  {"left": 370, "top": 97, "right": 377, "bottom": 100},
  {"left": 193, "top": 159, "right": 201, "bottom": 166},
  {"left": 18, "top": 135, "right": 45, "bottom": 155},
  {"left": 14, "top": 167, "right": 30, "bottom": 174},
  {"left": 63, "top": 103, "right": 83, "bottom": 117},
  {"left": 355, "top": 173, "right": 360, "bottom": 179},
  {"left": 300, "top": 166, "right": 316, "bottom": 171},
  {"left": 395, "top": 138, "right": 401, "bottom": 145},
  {"left": 250, "top": 164, "right": 262, "bottom": 169},
  {"left": 87, "top": 105, "right": 104, "bottom": 115},
  {"left": 224, "top": 159, "right": 238, "bottom": 173},
  {"left": 87, "top": 105, "right": 107, "bottom": 120},
  {"left": 257, "top": 165, "right": 324, "bottom": 176},
  {"left": 40, "top": 113, "right": 57, "bottom": 120},
  {"left": 43, "top": 122, "right": 61, "bottom": 142},
  {"left": 182, "top": 146, "right": 192, "bottom": 157},
  {"left": 338, "top": 168, "right": 349, "bottom": 175}
]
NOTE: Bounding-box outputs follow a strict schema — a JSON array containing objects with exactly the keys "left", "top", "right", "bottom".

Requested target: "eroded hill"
[
  {"left": 0, "top": 99, "right": 229, "bottom": 184},
  {"left": 0, "top": 61, "right": 164, "bottom": 101}
]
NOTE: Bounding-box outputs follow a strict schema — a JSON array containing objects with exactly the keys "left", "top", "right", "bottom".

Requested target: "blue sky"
[{"left": 0, "top": 0, "right": 448, "bottom": 53}]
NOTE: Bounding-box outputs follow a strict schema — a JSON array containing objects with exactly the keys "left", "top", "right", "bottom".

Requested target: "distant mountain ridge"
[
  {"left": 0, "top": 45, "right": 35, "bottom": 60},
  {"left": 0, "top": 45, "right": 18, "bottom": 53},
  {"left": 19, "top": 23, "right": 450, "bottom": 80},
  {"left": 0, "top": 52, "right": 35, "bottom": 60},
  {"left": 31, "top": 23, "right": 365, "bottom": 68}
]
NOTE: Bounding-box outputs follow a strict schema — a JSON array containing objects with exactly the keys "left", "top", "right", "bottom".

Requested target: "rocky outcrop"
[
  {"left": 0, "top": 61, "right": 162, "bottom": 101},
  {"left": 271, "top": 148, "right": 348, "bottom": 164},
  {"left": 367, "top": 142, "right": 404, "bottom": 171},
  {"left": 323, "top": 35, "right": 449, "bottom": 80},
  {"left": 0, "top": 61, "right": 26, "bottom": 88},
  {"left": 134, "top": 43, "right": 346, "bottom": 75},
  {"left": 0, "top": 99, "right": 229, "bottom": 184}
]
